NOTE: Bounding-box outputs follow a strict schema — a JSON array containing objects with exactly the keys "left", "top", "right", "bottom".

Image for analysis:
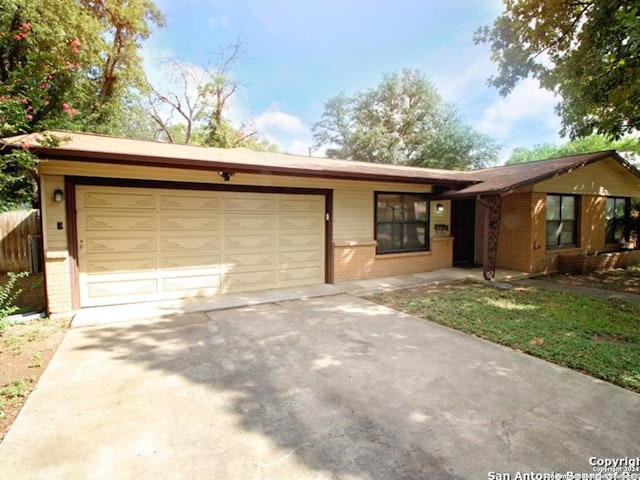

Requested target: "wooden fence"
[{"left": 0, "top": 209, "right": 42, "bottom": 273}]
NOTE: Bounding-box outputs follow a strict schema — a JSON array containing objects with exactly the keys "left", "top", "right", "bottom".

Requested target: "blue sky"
[{"left": 142, "top": 0, "right": 564, "bottom": 162}]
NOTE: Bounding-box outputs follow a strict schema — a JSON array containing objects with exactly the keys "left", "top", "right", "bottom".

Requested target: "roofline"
[
  {"left": 1, "top": 141, "right": 474, "bottom": 187},
  {"left": 437, "top": 150, "right": 640, "bottom": 199},
  {"left": 498, "top": 150, "right": 640, "bottom": 193}
]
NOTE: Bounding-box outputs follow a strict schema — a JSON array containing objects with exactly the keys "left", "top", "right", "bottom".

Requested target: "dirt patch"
[
  {"left": 0, "top": 317, "right": 68, "bottom": 442},
  {"left": 546, "top": 266, "right": 640, "bottom": 296}
]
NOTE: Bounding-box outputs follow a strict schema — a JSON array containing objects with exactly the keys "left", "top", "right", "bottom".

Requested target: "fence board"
[{"left": 0, "top": 210, "right": 42, "bottom": 273}]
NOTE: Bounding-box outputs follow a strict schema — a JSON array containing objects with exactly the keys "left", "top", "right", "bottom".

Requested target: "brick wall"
[
  {"left": 44, "top": 253, "right": 73, "bottom": 317},
  {"left": 495, "top": 192, "right": 534, "bottom": 272},
  {"left": 531, "top": 194, "right": 608, "bottom": 273},
  {"left": 333, "top": 237, "right": 453, "bottom": 282}
]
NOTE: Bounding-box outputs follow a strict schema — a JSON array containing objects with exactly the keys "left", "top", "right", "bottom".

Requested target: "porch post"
[{"left": 478, "top": 194, "right": 502, "bottom": 281}]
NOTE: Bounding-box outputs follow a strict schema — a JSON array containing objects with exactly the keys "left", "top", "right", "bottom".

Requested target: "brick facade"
[
  {"left": 484, "top": 191, "right": 627, "bottom": 274},
  {"left": 333, "top": 237, "right": 453, "bottom": 282},
  {"left": 43, "top": 253, "right": 73, "bottom": 318}
]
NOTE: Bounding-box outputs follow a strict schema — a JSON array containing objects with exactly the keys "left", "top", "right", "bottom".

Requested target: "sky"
[{"left": 141, "top": 0, "right": 565, "bottom": 163}]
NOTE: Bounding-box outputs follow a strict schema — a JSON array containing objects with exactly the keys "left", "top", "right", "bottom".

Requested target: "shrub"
[{"left": 0, "top": 272, "right": 29, "bottom": 334}]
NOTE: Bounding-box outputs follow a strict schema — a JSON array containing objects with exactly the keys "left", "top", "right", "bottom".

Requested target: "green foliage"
[
  {"left": 0, "top": 0, "right": 99, "bottom": 136},
  {"left": 376, "top": 283, "right": 640, "bottom": 392},
  {"left": 0, "top": 272, "right": 28, "bottom": 335},
  {"left": 0, "top": 0, "right": 163, "bottom": 207},
  {"left": 507, "top": 134, "right": 640, "bottom": 165},
  {"left": 0, "top": 377, "right": 34, "bottom": 399},
  {"left": 0, "top": 132, "right": 69, "bottom": 210},
  {"left": 0, "top": 149, "right": 38, "bottom": 211},
  {"left": 476, "top": 0, "right": 640, "bottom": 140},
  {"left": 312, "top": 69, "right": 499, "bottom": 169}
]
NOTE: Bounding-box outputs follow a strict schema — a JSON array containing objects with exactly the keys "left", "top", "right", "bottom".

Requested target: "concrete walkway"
[
  {"left": 1, "top": 294, "right": 638, "bottom": 479},
  {"left": 337, "top": 267, "right": 529, "bottom": 297}
]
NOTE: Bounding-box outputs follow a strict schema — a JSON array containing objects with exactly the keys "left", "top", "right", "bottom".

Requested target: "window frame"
[
  {"left": 605, "top": 197, "right": 630, "bottom": 244},
  {"left": 374, "top": 192, "right": 430, "bottom": 255},
  {"left": 546, "top": 194, "right": 579, "bottom": 250}
]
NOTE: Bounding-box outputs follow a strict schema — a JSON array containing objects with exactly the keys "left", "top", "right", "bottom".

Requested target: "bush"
[{"left": 0, "top": 272, "right": 29, "bottom": 334}]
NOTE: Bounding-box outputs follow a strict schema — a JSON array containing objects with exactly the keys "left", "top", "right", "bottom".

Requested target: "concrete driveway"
[{"left": 1, "top": 294, "right": 638, "bottom": 479}]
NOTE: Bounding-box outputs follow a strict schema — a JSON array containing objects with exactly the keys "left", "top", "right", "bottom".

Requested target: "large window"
[
  {"left": 375, "top": 193, "right": 429, "bottom": 254},
  {"left": 606, "top": 197, "right": 628, "bottom": 244},
  {"left": 546, "top": 195, "right": 578, "bottom": 249}
]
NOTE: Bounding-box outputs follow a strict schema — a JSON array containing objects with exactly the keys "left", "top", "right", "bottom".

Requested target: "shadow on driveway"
[{"left": 1, "top": 294, "right": 639, "bottom": 479}]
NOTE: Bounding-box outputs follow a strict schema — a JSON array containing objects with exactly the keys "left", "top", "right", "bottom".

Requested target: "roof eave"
[
  {"left": 436, "top": 150, "right": 638, "bottom": 199},
  {"left": 22, "top": 145, "right": 473, "bottom": 187}
]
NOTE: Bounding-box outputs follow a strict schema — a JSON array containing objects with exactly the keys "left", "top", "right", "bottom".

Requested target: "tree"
[
  {"left": 475, "top": 0, "right": 640, "bottom": 140},
  {"left": 506, "top": 134, "right": 640, "bottom": 165},
  {"left": 147, "top": 45, "right": 279, "bottom": 151},
  {"left": 0, "top": 0, "right": 163, "bottom": 210},
  {"left": 312, "top": 69, "right": 499, "bottom": 170}
]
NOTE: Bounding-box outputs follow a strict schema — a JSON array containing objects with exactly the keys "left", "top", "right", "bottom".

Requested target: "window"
[
  {"left": 546, "top": 195, "right": 578, "bottom": 249},
  {"left": 375, "top": 193, "right": 429, "bottom": 254},
  {"left": 606, "top": 197, "right": 628, "bottom": 243}
]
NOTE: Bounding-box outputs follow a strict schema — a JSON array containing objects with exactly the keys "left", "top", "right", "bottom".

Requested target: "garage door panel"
[
  {"left": 223, "top": 196, "right": 276, "bottom": 212},
  {"left": 278, "top": 215, "right": 323, "bottom": 231},
  {"left": 85, "top": 214, "right": 156, "bottom": 232},
  {"left": 87, "top": 278, "right": 157, "bottom": 299},
  {"left": 160, "top": 194, "right": 221, "bottom": 211},
  {"left": 161, "top": 236, "right": 221, "bottom": 252},
  {"left": 86, "top": 256, "right": 156, "bottom": 276},
  {"left": 161, "top": 274, "right": 221, "bottom": 292},
  {"left": 160, "top": 215, "right": 221, "bottom": 231},
  {"left": 222, "top": 252, "right": 275, "bottom": 273},
  {"left": 278, "top": 250, "right": 322, "bottom": 268},
  {"left": 223, "top": 215, "right": 275, "bottom": 232},
  {"left": 224, "top": 270, "right": 278, "bottom": 292},
  {"left": 224, "top": 234, "right": 275, "bottom": 252},
  {"left": 86, "top": 237, "right": 156, "bottom": 254},
  {"left": 160, "top": 255, "right": 222, "bottom": 271},
  {"left": 279, "top": 233, "right": 322, "bottom": 250},
  {"left": 278, "top": 198, "right": 324, "bottom": 212},
  {"left": 77, "top": 186, "right": 325, "bottom": 307},
  {"left": 278, "top": 266, "right": 323, "bottom": 284},
  {"left": 81, "top": 191, "right": 156, "bottom": 210}
]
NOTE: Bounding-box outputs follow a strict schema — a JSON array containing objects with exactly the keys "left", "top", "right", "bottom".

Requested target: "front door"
[{"left": 451, "top": 199, "right": 476, "bottom": 265}]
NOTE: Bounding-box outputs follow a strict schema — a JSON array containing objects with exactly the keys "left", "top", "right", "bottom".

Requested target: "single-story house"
[
  {"left": 1, "top": 131, "right": 639, "bottom": 317},
  {"left": 442, "top": 151, "right": 640, "bottom": 275}
]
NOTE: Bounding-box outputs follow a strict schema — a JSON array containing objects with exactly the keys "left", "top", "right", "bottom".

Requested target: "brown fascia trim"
[{"left": 24, "top": 146, "right": 473, "bottom": 187}]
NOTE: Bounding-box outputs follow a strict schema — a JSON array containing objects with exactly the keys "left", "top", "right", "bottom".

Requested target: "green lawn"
[{"left": 373, "top": 283, "right": 640, "bottom": 392}]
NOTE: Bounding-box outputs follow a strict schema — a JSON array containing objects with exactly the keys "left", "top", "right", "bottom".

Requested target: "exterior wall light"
[
  {"left": 219, "top": 171, "right": 235, "bottom": 182},
  {"left": 436, "top": 203, "right": 445, "bottom": 213},
  {"left": 53, "top": 189, "right": 64, "bottom": 203}
]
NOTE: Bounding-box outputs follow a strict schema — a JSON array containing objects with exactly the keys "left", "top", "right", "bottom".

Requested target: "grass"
[{"left": 373, "top": 282, "right": 640, "bottom": 392}]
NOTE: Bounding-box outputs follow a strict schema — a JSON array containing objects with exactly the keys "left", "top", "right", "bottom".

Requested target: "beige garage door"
[{"left": 76, "top": 185, "right": 325, "bottom": 307}]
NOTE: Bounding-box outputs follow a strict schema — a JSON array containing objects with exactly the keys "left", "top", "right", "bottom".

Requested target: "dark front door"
[{"left": 451, "top": 199, "right": 476, "bottom": 265}]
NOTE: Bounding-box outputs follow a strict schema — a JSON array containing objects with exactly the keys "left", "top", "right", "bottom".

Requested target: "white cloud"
[
  {"left": 478, "top": 78, "right": 561, "bottom": 139},
  {"left": 287, "top": 140, "right": 311, "bottom": 156},
  {"left": 252, "top": 110, "right": 308, "bottom": 135},
  {"left": 476, "top": 78, "right": 566, "bottom": 163},
  {"left": 247, "top": 109, "right": 322, "bottom": 156}
]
